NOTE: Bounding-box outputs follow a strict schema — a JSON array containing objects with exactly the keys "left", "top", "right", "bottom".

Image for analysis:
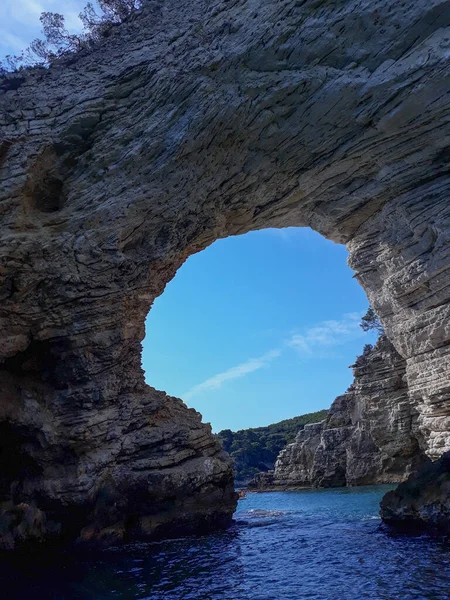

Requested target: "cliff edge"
[{"left": 250, "top": 338, "right": 427, "bottom": 490}]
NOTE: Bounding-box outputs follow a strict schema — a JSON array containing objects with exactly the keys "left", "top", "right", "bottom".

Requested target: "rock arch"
[{"left": 0, "top": 0, "right": 450, "bottom": 545}]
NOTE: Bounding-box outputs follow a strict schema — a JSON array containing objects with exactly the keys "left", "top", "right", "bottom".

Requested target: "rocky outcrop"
[
  {"left": 1, "top": 0, "right": 450, "bottom": 545},
  {"left": 0, "top": 381, "right": 236, "bottom": 549},
  {"left": 217, "top": 409, "right": 328, "bottom": 485},
  {"left": 250, "top": 338, "right": 427, "bottom": 489},
  {"left": 380, "top": 451, "right": 450, "bottom": 533}
]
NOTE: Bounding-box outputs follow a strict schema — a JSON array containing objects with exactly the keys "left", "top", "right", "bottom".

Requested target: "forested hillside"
[{"left": 217, "top": 410, "right": 328, "bottom": 484}]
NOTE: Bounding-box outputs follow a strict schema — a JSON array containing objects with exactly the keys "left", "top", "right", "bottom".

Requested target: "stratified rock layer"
[
  {"left": 250, "top": 338, "right": 427, "bottom": 490},
  {"left": 0, "top": 0, "right": 450, "bottom": 544},
  {"left": 0, "top": 381, "right": 236, "bottom": 548}
]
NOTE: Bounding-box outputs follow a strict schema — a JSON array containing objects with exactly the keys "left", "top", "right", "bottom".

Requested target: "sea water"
[{"left": 2, "top": 486, "right": 450, "bottom": 599}]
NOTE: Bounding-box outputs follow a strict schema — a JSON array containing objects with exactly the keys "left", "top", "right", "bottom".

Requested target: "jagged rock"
[
  {"left": 0, "top": 383, "right": 236, "bottom": 549},
  {"left": 380, "top": 452, "right": 450, "bottom": 532},
  {"left": 250, "top": 338, "right": 427, "bottom": 489},
  {"left": 0, "top": 0, "right": 450, "bottom": 545}
]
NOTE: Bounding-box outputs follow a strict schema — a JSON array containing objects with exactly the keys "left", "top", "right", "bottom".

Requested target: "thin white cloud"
[
  {"left": 1, "top": 0, "right": 86, "bottom": 60},
  {"left": 258, "top": 227, "right": 307, "bottom": 243},
  {"left": 10, "top": 0, "right": 45, "bottom": 25},
  {"left": 287, "top": 312, "right": 365, "bottom": 356},
  {"left": 64, "top": 10, "right": 84, "bottom": 31},
  {"left": 183, "top": 348, "right": 282, "bottom": 401},
  {"left": 257, "top": 227, "right": 329, "bottom": 246},
  {"left": 182, "top": 312, "right": 368, "bottom": 401},
  {"left": 0, "top": 31, "right": 27, "bottom": 51}
]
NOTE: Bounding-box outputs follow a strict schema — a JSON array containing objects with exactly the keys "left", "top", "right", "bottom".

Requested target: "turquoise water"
[{"left": 2, "top": 486, "right": 450, "bottom": 599}]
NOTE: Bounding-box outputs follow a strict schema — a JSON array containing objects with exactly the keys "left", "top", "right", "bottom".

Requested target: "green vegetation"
[
  {"left": 216, "top": 306, "right": 382, "bottom": 484},
  {"left": 216, "top": 409, "right": 328, "bottom": 484},
  {"left": 360, "top": 306, "right": 384, "bottom": 335}
]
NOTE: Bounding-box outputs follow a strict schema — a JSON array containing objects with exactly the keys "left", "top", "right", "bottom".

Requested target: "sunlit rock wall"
[{"left": 253, "top": 338, "right": 427, "bottom": 489}]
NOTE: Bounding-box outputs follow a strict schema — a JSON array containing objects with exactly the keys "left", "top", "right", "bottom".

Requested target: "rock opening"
[{"left": 0, "top": 0, "right": 449, "bottom": 545}]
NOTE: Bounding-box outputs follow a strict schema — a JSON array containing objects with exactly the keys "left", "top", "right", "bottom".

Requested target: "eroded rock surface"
[
  {"left": 380, "top": 451, "right": 450, "bottom": 533},
  {"left": 250, "top": 337, "right": 427, "bottom": 490},
  {"left": 1, "top": 0, "right": 450, "bottom": 545},
  {"left": 0, "top": 381, "right": 236, "bottom": 548}
]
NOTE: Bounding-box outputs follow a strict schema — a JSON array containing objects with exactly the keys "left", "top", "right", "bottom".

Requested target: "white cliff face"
[
  {"left": 0, "top": 0, "right": 450, "bottom": 546},
  {"left": 260, "top": 338, "right": 426, "bottom": 489}
]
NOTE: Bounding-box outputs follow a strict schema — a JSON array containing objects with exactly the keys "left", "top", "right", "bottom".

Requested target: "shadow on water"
[
  {"left": 0, "top": 527, "right": 245, "bottom": 600},
  {"left": 1, "top": 487, "right": 450, "bottom": 600}
]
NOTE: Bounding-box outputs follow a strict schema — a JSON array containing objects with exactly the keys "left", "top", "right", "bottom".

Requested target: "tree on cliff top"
[
  {"left": 360, "top": 306, "right": 384, "bottom": 336},
  {"left": 217, "top": 409, "right": 328, "bottom": 483},
  {"left": 0, "top": 0, "right": 142, "bottom": 73}
]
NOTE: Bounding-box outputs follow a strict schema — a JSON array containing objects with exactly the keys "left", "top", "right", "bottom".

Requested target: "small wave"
[{"left": 240, "top": 509, "right": 289, "bottom": 519}]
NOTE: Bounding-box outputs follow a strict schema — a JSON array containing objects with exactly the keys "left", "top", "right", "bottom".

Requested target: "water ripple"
[{"left": 2, "top": 486, "right": 450, "bottom": 600}]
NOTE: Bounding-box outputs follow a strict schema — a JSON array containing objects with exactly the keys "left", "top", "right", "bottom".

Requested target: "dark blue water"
[{"left": 2, "top": 486, "right": 450, "bottom": 599}]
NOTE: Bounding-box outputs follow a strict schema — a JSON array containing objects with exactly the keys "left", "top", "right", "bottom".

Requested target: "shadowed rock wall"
[{"left": 1, "top": 0, "right": 450, "bottom": 546}]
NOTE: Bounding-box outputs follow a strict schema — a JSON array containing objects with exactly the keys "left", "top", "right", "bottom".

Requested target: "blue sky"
[
  {"left": 0, "top": 0, "right": 86, "bottom": 59},
  {"left": 3, "top": 4, "right": 376, "bottom": 432},
  {"left": 143, "top": 229, "right": 376, "bottom": 431}
]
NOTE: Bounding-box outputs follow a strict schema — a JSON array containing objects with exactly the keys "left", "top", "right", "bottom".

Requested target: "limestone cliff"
[
  {"left": 250, "top": 338, "right": 426, "bottom": 489},
  {"left": 1, "top": 0, "right": 450, "bottom": 545}
]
